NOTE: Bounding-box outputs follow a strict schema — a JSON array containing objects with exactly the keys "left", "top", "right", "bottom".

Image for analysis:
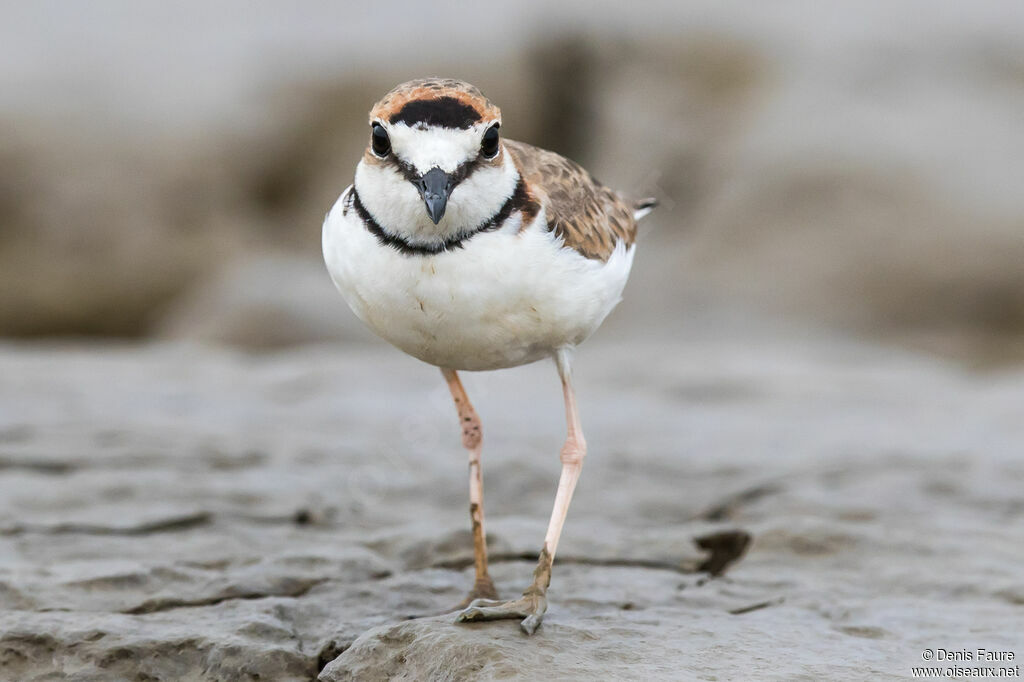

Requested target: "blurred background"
[{"left": 2, "top": 0, "right": 1023, "bottom": 366}]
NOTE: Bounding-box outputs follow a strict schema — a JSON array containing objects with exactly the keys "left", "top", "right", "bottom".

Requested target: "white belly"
[{"left": 322, "top": 189, "right": 634, "bottom": 371}]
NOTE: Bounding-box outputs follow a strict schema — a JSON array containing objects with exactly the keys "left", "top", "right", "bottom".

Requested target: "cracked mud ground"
[{"left": 1, "top": 337, "right": 1022, "bottom": 681}]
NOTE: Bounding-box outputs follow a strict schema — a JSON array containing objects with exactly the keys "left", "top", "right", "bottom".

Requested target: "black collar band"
[{"left": 350, "top": 180, "right": 530, "bottom": 257}]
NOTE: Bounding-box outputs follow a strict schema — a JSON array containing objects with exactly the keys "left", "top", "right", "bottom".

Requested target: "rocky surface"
[{"left": 1, "top": 335, "right": 1022, "bottom": 680}]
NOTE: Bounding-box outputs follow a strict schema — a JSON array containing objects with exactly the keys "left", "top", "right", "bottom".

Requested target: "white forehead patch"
[{"left": 386, "top": 122, "right": 488, "bottom": 174}]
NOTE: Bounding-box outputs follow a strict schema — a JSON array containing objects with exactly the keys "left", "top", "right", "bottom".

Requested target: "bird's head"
[{"left": 353, "top": 78, "right": 518, "bottom": 247}]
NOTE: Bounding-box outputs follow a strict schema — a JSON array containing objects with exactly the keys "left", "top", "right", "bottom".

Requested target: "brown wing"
[{"left": 505, "top": 140, "right": 638, "bottom": 261}]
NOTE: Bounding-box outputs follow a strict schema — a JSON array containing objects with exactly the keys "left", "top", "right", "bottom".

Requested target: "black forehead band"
[{"left": 389, "top": 97, "right": 482, "bottom": 129}]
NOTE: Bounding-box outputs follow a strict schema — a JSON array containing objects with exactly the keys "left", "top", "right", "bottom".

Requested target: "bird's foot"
[
  {"left": 457, "top": 545, "right": 554, "bottom": 634},
  {"left": 454, "top": 574, "right": 499, "bottom": 610},
  {"left": 454, "top": 586, "right": 548, "bottom": 635}
]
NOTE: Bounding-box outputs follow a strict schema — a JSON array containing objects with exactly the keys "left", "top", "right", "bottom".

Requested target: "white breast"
[{"left": 322, "top": 187, "right": 635, "bottom": 371}]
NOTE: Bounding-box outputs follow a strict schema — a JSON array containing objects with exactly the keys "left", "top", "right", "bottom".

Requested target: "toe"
[
  {"left": 520, "top": 614, "right": 542, "bottom": 635},
  {"left": 455, "top": 607, "right": 485, "bottom": 623},
  {"left": 455, "top": 605, "right": 521, "bottom": 622},
  {"left": 455, "top": 601, "right": 531, "bottom": 623},
  {"left": 453, "top": 593, "right": 548, "bottom": 628}
]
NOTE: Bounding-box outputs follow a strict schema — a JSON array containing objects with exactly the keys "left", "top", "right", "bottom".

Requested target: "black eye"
[
  {"left": 481, "top": 124, "right": 500, "bottom": 158},
  {"left": 371, "top": 123, "right": 391, "bottom": 157}
]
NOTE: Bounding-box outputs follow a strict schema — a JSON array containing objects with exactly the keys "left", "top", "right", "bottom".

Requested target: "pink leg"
[
  {"left": 442, "top": 368, "right": 499, "bottom": 606},
  {"left": 456, "top": 348, "right": 586, "bottom": 635},
  {"left": 542, "top": 348, "right": 587, "bottom": 558}
]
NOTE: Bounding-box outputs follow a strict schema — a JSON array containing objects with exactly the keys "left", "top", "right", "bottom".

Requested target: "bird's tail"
[{"left": 633, "top": 198, "right": 659, "bottom": 221}]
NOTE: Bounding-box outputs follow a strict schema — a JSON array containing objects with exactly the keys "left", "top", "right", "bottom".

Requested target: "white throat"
[{"left": 354, "top": 144, "right": 519, "bottom": 247}]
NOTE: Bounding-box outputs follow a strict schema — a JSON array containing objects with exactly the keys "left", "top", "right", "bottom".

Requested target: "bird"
[{"left": 322, "top": 78, "right": 656, "bottom": 635}]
